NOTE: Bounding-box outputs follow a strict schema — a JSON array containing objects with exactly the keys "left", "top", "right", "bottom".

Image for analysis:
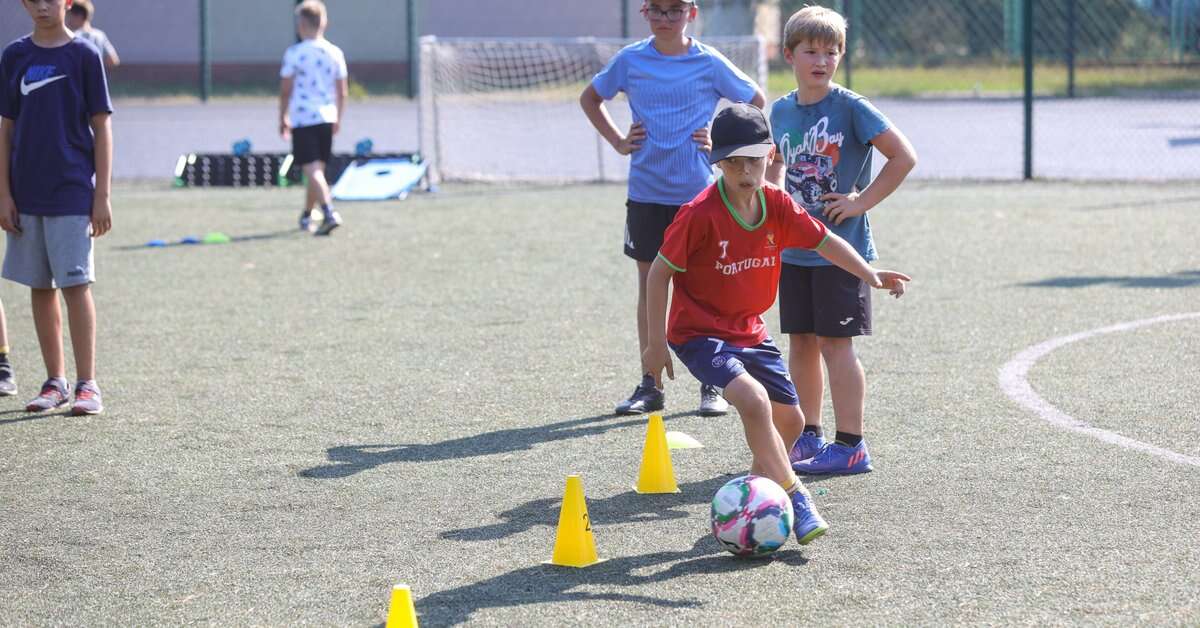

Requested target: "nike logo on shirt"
[{"left": 20, "top": 74, "right": 67, "bottom": 95}]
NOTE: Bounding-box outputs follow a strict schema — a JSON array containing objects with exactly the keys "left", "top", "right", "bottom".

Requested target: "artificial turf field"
[{"left": 1, "top": 180, "right": 1198, "bottom": 626}]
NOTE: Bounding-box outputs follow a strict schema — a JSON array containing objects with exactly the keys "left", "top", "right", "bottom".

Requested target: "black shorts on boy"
[
  {"left": 779, "top": 264, "right": 872, "bottom": 338},
  {"left": 292, "top": 122, "right": 333, "bottom": 166},
  {"left": 623, "top": 200, "right": 679, "bottom": 262}
]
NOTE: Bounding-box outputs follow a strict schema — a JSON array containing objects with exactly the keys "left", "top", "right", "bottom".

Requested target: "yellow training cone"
[
  {"left": 545, "top": 475, "right": 605, "bottom": 568},
  {"left": 634, "top": 414, "right": 680, "bottom": 493},
  {"left": 385, "top": 584, "right": 419, "bottom": 628}
]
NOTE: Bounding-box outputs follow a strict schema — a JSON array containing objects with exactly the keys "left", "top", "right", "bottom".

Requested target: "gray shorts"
[{"left": 2, "top": 214, "right": 95, "bottom": 289}]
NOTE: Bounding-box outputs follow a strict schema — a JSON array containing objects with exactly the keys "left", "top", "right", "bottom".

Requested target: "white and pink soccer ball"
[{"left": 710, "top": 475, "right": 793, "bottom": 556}]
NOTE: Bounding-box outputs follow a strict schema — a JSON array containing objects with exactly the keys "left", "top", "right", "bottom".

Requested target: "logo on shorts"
[
  {"left": 67, "top": 267, "right": 86, "bottom": 277},
  {"left": 711, "top": 355, "right": 727, "bottom": 368},
  {"left": 839, "top": 317, "right": 854, "bottom": 326}
]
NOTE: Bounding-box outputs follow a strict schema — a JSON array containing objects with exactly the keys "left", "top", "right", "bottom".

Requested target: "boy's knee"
[
  {"left": 818, "top": 336, "right": 854, "bottom": 358},
  {"left": 724, "top": 375, "right": 771, "bottom": 413}
]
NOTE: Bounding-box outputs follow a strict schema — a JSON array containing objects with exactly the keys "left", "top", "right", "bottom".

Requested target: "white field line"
[{"left": 998, "top": 312, "right": 1200, "bottom": 468}]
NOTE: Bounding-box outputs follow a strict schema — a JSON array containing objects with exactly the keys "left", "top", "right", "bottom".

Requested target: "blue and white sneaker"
[
  {"left": 615, "top": 378, "right": 664, "bottom": 415},
  {"left": 790, "top": 486, "right": 829, "bottom": 545},
  {"left": 792, "top": 440, "right": 873, "bottom": 475},
  {"left": 789, "top": 431, "right": 826, "bottom": 465},
  {"left": 299, "top": 210, "right": 314, "bottom": 232}
]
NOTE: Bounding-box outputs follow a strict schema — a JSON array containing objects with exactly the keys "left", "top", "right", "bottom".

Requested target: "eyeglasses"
[{"left": 642, "top": 5, "right": 690, "bottom": 22}]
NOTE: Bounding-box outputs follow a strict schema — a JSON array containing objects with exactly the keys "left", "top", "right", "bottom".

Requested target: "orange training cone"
[
  {"left": 634, "top": 414, "right": 680, "bottom": 493},
  {"left": 545, "top": 475, "right": 604, "bottom": 567},
  {"left": 385, "top": 584, "right": 419, "bottom": 628}
]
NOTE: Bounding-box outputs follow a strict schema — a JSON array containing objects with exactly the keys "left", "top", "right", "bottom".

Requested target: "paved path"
[{"left": 112, "top": 96, "right": 1199, "bottom": 181}]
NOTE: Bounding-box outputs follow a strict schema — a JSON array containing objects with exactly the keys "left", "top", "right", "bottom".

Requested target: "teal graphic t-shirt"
[{"left": 769, "top": 84, "right": 889, "bottom": 266}]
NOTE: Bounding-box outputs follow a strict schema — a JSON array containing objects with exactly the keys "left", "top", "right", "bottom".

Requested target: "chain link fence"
[{"left": 768, "top": 0, "right": 1200, "bottom": 179}]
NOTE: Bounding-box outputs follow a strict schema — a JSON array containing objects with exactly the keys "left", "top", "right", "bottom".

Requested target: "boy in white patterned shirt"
[{"left": 279, "top": 0, "right": 348, "bottom": 236}]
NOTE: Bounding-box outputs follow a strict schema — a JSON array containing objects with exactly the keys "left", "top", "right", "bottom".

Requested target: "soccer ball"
[{"left": 710, "top": 475, "right": 793, "bottom": 556}]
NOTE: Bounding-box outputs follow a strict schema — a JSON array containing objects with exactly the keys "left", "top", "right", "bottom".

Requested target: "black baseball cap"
[{"left": 709, "top": 103, "right": 773, "bottom": 164}]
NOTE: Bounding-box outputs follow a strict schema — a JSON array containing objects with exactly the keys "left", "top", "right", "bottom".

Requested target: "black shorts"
[
  {"left": 778, "top": 264, "right": 872, "bottom": 338},
  {"left": 624, "top": 200, "right": 680, "bottom": 262},
  {"left": 292, "top": 123, "right": 333, "bottom": 166}
]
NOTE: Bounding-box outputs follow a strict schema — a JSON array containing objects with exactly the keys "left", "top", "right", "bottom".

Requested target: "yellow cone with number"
[
  {"left": 635, "top": 414, "right": 680, "bottom": 493},
  {"left": 545, "top": 475, "right": 604, "bottom": 567},
  {"left": 385, "top": 584, "right": 419, "bottom": 628}
]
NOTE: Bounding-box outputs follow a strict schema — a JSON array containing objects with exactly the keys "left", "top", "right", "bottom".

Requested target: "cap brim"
[{"left": 710, "top": 142, "right": 773, "bottom": 165}]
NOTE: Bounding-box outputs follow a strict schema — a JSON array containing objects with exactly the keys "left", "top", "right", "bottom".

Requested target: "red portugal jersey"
[{"left": 657, "top": 179, "right": 828, "bottom": 347}]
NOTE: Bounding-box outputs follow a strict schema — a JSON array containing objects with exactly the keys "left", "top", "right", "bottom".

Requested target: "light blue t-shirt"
[
  {"left": 770, "top": 84, "right": 890, "bottom": 266},
  {"left": 591, "top": 37, "right": 758, "bottom": 206}
]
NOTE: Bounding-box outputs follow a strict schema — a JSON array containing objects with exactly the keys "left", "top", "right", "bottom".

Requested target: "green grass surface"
[{"left": 0, "top": 180, "right": 1198, "bottom": 625}]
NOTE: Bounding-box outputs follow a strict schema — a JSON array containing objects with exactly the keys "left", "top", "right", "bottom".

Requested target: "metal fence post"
[
  {"left": 844, "top": 0, "right": 854, "bottom": 91},
  {"left": 1022, "top": 0, "right": 1033, "bottom": 180},
  {"left": 1066, "top": 0, "right": 1076, "bottom": 98},
  {"left": 199, "top": 0, "right": 211, "bottom": 102},
  {"left": 621, "top": 0, "right": 629, "bottom": 38},
  {"left": 408, "top": 0, "right": 418, "bottom": 97}
]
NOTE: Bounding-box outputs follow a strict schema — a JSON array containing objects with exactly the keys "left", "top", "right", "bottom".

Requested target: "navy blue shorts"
[{"left": 670, "top": 336, "right": 799, "bottom": 405}]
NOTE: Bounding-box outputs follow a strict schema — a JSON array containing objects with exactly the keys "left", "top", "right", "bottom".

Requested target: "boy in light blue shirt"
[
  {"left": 767, "top": 6, "right": 917, "bottom": 475},
  {"left": 580, "top": 0, "right": 764, "bottom": 417}
]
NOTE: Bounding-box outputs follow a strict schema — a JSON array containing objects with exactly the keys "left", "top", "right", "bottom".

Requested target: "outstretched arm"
[
  {"left": 642, "top": 256, "right": 676, "bottom": 388},
  {"left": 816, "top": 232, "right": 910, "bottom": 297}
]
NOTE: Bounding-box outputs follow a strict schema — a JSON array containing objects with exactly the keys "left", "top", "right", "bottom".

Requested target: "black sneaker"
[
  {"left": 315, "top": 210, "right": 342, "bottom": 236},
  {"left": 0, "top": 362, "right": 15, "bottom": 397},
  {"left": 615, "top": 378, "right": 664, "bottom": 415},
  {"left": 698, "top": 384, "right": 729, "bottom": 416}
]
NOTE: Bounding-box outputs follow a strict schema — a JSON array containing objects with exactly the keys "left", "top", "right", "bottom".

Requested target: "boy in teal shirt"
[{"left": 767, "top": 6, "right": 917, "bottom": 474}]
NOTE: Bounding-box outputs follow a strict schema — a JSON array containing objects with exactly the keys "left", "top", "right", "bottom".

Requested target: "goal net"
[{"left": 418, "top": 35, "right": 767, "bottom": 184}]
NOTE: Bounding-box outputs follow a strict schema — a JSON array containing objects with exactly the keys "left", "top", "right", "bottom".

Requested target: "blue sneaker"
[
  {"left": 790, "top": 487, "right": 829, "bottom": 545},
  {"left": 792, "top": 441, "right": 873, "bottom": 475},
  {"left": 789, "top": 431, "right": 825, "bottom": 465}
]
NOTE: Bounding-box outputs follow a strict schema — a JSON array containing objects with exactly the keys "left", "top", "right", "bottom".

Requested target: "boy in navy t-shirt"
[
  {"left": 0, "top": 0, "right": 113, "bottom": 415},
  {"left": 580, "top": 0, "right": 764, "bottom": 417}
]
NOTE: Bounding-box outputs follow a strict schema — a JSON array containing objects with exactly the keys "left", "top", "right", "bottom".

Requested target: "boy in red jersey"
[{"left": 641, "top": 103, "right": 908, "bottom": 543}]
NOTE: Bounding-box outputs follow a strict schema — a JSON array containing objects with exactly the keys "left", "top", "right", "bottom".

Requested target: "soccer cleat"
[
  {"left": 790, "top": 486, "right": 829, "bottom": 545},
  {"left": 70, "top": 380, "right": 103, "bottom": 416},
  {"left": 789, "top": 431, "right": 826, "bottom": 465},
  {"left": 299, "top": 210, "right": 315, "bottom": 232},
  {"left": 615, "top": 380, "right": 664, "bottom": 415},
  {"left": 792, "top": 440, "right": 873, "bottom": 475},
  {"left": 25, "top": 378, "right": 69, "bottom": 412},
  {"left": 0, "top": 362, "right": 16, "bottom": 397},
  {"left": 697, "top": 384, "right": 729, "bottom": 416},
  {"left": 315, "top": 210, "right": 342, "bottom": 236}
]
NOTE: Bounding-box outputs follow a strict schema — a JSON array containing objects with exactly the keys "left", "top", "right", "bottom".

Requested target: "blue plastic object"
[
  {"left": 180, "top": 235, "right": 200, "bottom": 245},
  {"left": 354, "top": 138, "right": 373, "bottom": 157},
  {"left": 232, "top": 138, "right": 252, "bottom": 156},
  {"left": 146, "top": 239, "right": 167, "bottom": 247}
]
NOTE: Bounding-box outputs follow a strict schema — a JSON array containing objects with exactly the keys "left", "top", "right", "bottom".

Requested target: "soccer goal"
[{"left": 418, "top": 35, "right": 767, "bottom": 184}]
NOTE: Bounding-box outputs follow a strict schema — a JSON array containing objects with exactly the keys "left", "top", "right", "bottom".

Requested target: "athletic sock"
[
  {"left": 803, "top": 425, "right": 823, "bottom": 437},
  {"left": 640, "top": 372, "right": 656, "bottom": 389},
  {"left": 835, "top": 431, "right": 863, "bottom": 447},
  {"left": 320, "top": 203, "right": 334, "bottom": 216}
]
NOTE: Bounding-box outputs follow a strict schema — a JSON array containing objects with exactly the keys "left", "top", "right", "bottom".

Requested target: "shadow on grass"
[
  {"left": 1071, "top": 195, "right": 1200, "bottom": 211},
  {"left": 392, "top": 534, "right": 808, "bottom": 626},
  {"left": 110, "top": 229, "right": 302, "bottom": 252},
  {"left": 1020, "top": 270, "right": 1200, "bottom": 289},
  {"left": 0, "top": 408, "right": 68, "bottom": 426},
  {"left": 442, "top": 474, "right": 737, "bottom": 542},
  {"left": 299, "top": 411, "right": 694, "bottom": 479}
]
